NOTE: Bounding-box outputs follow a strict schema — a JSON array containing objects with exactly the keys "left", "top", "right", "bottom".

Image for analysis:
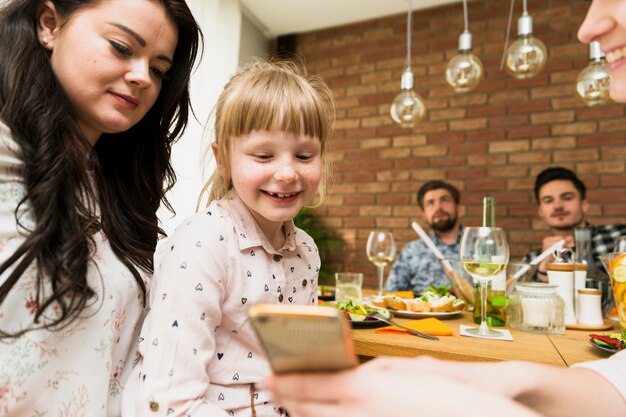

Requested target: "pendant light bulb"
[
  {"left": 505, "top": 12, "right": 547, "bottom": 79},
  {"left": 390, "top": 0, "right": 425, "bottom": 127},
  {"left": 390, "top": 69, "right": 426, "bottom": 127},
  {"left": 576, "top": 41, "right": 611, "bottom": 107},
  {"left": 446, "top": 31, "right": 484, "bottom": 93}
]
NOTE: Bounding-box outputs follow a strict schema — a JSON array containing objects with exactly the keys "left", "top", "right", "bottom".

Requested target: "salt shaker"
[
  {"left": 577, "top": 288, "right": 604, "bottom": 326},
  {"left": 547, "top": 249, "right": 576, "bottom": 326}
]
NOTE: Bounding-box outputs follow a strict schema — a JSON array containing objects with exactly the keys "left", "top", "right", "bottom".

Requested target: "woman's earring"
[{"left": 42, "top": 37, "right": 49, "bottom": 46}]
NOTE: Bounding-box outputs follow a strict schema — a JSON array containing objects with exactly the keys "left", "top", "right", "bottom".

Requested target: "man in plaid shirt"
[{"left": 522, "top": 167, "right": 626, "bottom": 281}]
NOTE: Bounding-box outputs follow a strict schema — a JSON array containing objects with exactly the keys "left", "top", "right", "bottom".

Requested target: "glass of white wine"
[
  {"left": 460, "top": 227, "right": 509, "bottom": 337},
  {"left": 366, "top": 230, "right": 397, "bottom": 297}
]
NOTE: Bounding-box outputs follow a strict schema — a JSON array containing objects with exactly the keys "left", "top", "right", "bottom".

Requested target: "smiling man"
[
  {"left": 385, "top": 180, "right": 463, "bottom": 293},
  {"left": 523, "top": 167, "right": 626, "bottom": 281}
]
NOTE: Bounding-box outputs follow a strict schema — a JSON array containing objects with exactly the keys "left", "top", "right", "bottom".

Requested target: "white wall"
[
  {"left": 158, "top": 0, "right": 242, "bottom": 236},
  {"left": 160, "top": 0, "right": 270, "bottom": 237},
  {"left": 239, "top": 11, "right": 270, "bottom": 63}
]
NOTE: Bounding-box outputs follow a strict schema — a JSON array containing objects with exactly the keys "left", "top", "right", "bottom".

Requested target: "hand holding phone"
[{"left": 248, "top": 304, "right": 357, "bottom": 374}]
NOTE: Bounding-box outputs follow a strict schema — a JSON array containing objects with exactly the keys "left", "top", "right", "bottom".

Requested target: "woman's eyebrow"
[
  {"left": 108, "top": 22, "right": 146, "bottom": 46},
  {"left": 107, "top": 22, "right": 173, "bottom": 64}
]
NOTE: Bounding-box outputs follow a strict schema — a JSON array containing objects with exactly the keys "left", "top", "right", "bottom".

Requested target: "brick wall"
[{"left": 287, "top": 0, "right": 626, "bottom": 287}]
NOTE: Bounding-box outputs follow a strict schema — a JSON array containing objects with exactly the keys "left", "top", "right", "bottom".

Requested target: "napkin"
[
  {"left": 385, "top": 291, "right": 414, "bottom": 299},
  {"left": 374, "top": 318, "right": 454, "bottom": 336}
]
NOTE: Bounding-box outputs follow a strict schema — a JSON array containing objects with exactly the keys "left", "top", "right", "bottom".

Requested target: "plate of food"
[
  {"left": 588, "top": 332, "right": 625, "bottom": 355},
  {"left": 317, "top": 286, "right": 335, "bottom": 301},
  {"left": 324, "top": 299, "right": 393, "bottom": 329},
  {"left": 369, "top": 285, "right": 465, "bottom": 319},
  {"left": 385, "top": 309, "right": 462, "bottom": 319}
]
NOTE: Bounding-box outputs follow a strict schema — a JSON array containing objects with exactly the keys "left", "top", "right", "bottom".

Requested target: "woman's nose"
[
  {"left": 577, "top": 2, "right": 613, "bottom": 45},
  {"left": 126, "top": 61, "right": 152, "bottom": 88}
]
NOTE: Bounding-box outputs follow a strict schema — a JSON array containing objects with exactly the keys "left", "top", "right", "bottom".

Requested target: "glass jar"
[{"left": 508, "top": 283, "right": 565, "bottom": 334}]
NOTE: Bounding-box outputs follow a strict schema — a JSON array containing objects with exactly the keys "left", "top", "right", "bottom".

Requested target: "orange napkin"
[
  {"left": 374, "top": 318, "right": 454, "bottom": 336},
  {"left": 386, "top": 290, "right": 414, "bottom": 299}
]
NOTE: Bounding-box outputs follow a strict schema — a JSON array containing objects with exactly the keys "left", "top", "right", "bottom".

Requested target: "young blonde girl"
[{"left": 122, "top": 60, "right": 335, "bottom": 417}]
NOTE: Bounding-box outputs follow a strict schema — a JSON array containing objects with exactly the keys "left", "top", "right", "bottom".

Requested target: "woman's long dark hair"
[{"left": 0, "top": 0, "right": 201, "bottom": 337}]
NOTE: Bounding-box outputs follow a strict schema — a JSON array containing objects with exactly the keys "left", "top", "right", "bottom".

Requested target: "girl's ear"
[
  {"left": 36, "top": 1, "right": 60, "bottom": 51},
  {"left": 212, "top": 142, "right": 226, "bottom": 177}
]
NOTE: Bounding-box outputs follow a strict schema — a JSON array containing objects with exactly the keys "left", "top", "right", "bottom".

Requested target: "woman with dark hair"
[{"left": 0, "top": 0, "right": 200, "bottom": 415}]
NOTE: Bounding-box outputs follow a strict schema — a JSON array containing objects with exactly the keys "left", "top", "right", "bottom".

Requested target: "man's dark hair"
[
  {"left": 534, "top": 167, "right": 587, "bottom": 202},
  {"left": 417, "top": 180, "right": 460, "bottom": 210}
]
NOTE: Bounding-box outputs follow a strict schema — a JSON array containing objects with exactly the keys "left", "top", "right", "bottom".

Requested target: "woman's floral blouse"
[{"left": 0, "top": 120, "right": 147, "bottom": 416}]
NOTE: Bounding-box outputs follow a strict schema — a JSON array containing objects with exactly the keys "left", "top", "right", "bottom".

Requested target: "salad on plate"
[
  {"left": 324, "top": 299, "right": 391, "bottom": 322},
  {"left": 589, "top": 331, "right": 626, "bottom": 353}
]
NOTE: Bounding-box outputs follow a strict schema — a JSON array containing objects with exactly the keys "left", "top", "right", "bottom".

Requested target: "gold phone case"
[{"left": 248, "top": 304, "right": 357, "bottom": 374}]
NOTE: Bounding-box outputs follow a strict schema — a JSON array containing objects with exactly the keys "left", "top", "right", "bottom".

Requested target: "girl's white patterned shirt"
[
  {"left": 123, "top": 193, "right": 320, "bottom": 417},
  {"left": 0, "top": 120, "right": 147, "bottom": 416}
]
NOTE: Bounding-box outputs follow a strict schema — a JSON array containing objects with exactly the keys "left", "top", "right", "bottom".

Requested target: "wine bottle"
[
  {"left": 473, "top": 196, "right": 507, "bottom": 327},
  {"left": 482, "top": 195, "right": 495, "bottom": 227}
]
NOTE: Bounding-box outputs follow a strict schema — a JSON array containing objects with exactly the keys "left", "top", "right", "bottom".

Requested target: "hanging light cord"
[
  {"left": 499, "top": 0, "right": 516, "bottom": 70},
  {"left": 406, "top": 0, "right": 412, "bottom": 70},
  {"left": 523, "top": 0, "right": 528, "bottom": 14},
  {"left": 463, "top": 0, "right": 468, "bottom": 32}
]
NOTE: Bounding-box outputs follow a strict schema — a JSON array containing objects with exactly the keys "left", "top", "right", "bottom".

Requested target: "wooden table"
[{"left": 351, "top": 311, "right": 614, "bottom": 367}]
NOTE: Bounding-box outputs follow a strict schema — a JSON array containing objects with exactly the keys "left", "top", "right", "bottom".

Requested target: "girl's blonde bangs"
[{"left": 220, "top": 66, "right": 333, "bottom": 144}]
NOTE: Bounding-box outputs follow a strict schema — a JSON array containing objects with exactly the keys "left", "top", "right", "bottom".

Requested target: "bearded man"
[
  {"left": 385, "top": 180, "right": 463, "bottom": 293},
  {"left": 522, "top": 167, "right": 626, "bottom": 282}
]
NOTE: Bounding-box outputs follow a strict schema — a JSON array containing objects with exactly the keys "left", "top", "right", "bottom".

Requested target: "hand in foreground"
[{"left": 260, "top": 357, "right": 541, "bottom": 417}]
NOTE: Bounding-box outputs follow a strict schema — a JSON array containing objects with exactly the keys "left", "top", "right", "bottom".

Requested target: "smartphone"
[{"left": 248, "top": 304, "right": 358, "bottom": 374}]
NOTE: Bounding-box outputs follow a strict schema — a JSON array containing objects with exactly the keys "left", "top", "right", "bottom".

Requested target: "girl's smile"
[{"left": 263, "top": 190, "right": 302, "bottom": 202}]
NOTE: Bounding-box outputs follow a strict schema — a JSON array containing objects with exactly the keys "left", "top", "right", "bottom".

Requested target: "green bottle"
[{"left": 473, "top": 196, "right": 507, "bottom": 327}]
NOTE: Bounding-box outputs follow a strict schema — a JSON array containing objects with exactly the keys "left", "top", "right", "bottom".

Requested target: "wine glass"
[
  {"left": 460, "top": 227, "right": 509, "bottom": 337},
  {"left": 366, "top": 230, "right": 397, "bottom": 297},
  {"left": 614, "top": 235, "right": 626, "bottom": 253}
]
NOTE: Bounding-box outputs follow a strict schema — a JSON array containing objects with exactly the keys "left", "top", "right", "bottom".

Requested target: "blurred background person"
[
  {"left": 523, "top": 166, "right": 626, "bottom": 281},
  {"left": 385, "top": 180, "right": 463, "bottom": 293}
]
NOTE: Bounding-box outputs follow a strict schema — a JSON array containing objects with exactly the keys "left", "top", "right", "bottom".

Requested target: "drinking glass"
[
  {"left": 335, "top": 272, "right": 364, "bottom": 302},
  {"left": 460, "top": 227, "right": 509, "bottom": 337},
  {"left": 366, "top": 230, "right": 397, "bottom": 297}
]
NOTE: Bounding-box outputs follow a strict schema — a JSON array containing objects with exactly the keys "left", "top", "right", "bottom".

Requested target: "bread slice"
[
  {"left": 383, "top": 296, "right": 407, "bottom": 311},
  {"left": 430, "top": 296, "right": 454, "bottom": 312},
  {"left": 406, "top": 300, "right": 431, "bottom": 312}
]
